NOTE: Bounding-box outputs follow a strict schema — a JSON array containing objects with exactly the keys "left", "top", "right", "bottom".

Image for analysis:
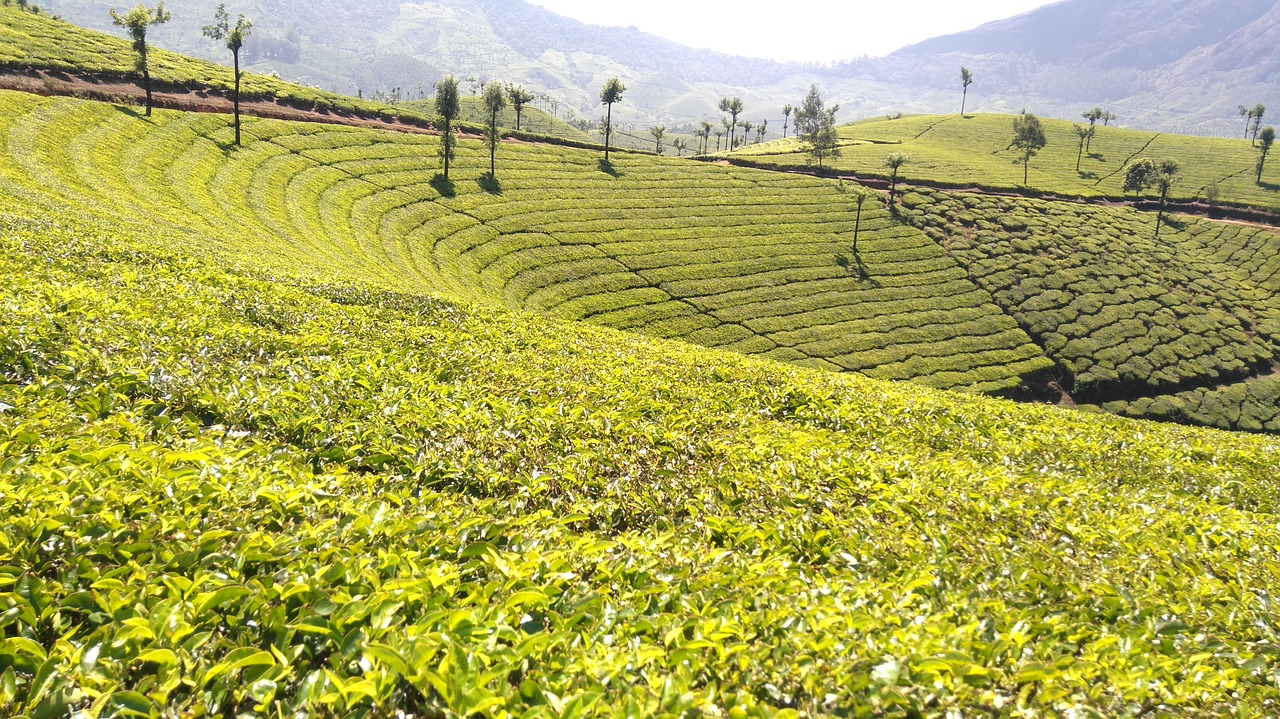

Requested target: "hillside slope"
[
  {"left": 0, "top": 91, "right": 1056, "bottom": 396},
  {"left": 3, "top": 98, "right": 1280, "bottom": 719}
]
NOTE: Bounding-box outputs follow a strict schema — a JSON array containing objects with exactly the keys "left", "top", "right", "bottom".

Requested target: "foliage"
[
  {"left": 899, "top": 188, "right": 1280, "bottom": 413},
  {"left": 107, "top": 1, "right": 170, "bottom": 115},
  {"left": 506, "top": 83, "right": 535, "bottom": 132},
  {"left": 718, "top": 96, "right": 743, "bottom": 151},
  {"left": 1258, "top": 126, "right": 1275, "bottom": 183},
  {"left": 728, "top": 112, "right": 1280, "bottom": 211},
  {"left": 481, "top": 81, "right": 505, "bottom": 179},
  {"left": 435, "top": 74, "right": 460, "bottom": 180},
  {"left": 1011, "top": 113, "right": 1046, "bottom": 186},
  {"left": 600, "top": 77, "right": 625, "bottom": 162},
  {"left": 793, "top": 85, "right": 840, "bottom": 169}
]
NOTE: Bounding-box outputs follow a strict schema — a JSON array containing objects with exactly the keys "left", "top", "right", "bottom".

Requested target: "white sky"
[{"left": 527, "top": 0, "right": 1060, "bottom": 62}]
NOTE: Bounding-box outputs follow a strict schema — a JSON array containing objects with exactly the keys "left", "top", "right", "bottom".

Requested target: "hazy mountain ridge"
[{"left": 35, "top": 0, "right": 1280, "bottom": 134}]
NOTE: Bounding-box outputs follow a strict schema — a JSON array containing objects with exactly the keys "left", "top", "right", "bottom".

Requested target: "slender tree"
[
  {"left": 698, "top": 120, "right": 712, "bottom": 155},
  {"left": 1012, "top": 113, "right": 1047, "bottom": 186},
  {"left": 481, "top": 81, "right": 506, "bottom": 178},
  {"left": 718, "top": 96, "right": 743, "bottom": 151},
  {"left": 1123, "top": 158, "right": 1179, "bottom": 239},
  {"left": 959, "top": 66, "right": 973, "bottom": 115},
  {"left": 1251, "top": 104, "right": 1266, "bottom": 145},
  {"left": 110, "top": 2, "right": 171, "bottom": 117},
  {"left": 434, "top": 74, "right": 460, "bottom": 180},
  {"left": 649, "top": 124, "right": 666, "bottom": 154},
  {"left": 883, "top": 152, "right": 909, "bottom": 206},
  {"left": 1072, "top": 124, "right": 1094, "bottom": 171},
  {"left": 507, "top": 84, "right": 534, "bottom": 131},
  {"left": 739, "top": 120, "right": 754, "bottom": 147},
  {"left": 674, "top": 138, "right": 687, "bottom": 156},
  {"left": 720, "top": 117, "right": 734, "bottom": 151},
  {"left": 714, "top": 129, "right": 723, "bottom": 152},
  {"left": 1240, "top": 105, "right": 1253, "bottom": 137},
  {"left": 1081, "top": 107, "right": 1104, "bottom": 151},
  {"left": 757, "top": 118, "right": 767, "bottom": 143},
  {"left": 782, "top": 103, "right": 792, "bottom": 138},
  {"left": 1258, "top": 126, "right": 1275, "bottom": 183},
  {"left": 599, "top": 76, "right": 625, "bottom": 163},
  {"left": 837, "top": 180, "right": 875, "bottom": 260},
  {"left": 202, "top": 4, "right": 252, "bottom": 146}
]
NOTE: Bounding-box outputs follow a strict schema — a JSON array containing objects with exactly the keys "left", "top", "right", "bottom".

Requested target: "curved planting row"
[
  {"left": 897, "top": 188, "right": 1280, "bottom": 430},
  {"left": 0, "top": 90, "right": 1053, "bottom": 394}
]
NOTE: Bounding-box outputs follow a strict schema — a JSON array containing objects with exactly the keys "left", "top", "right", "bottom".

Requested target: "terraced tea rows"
[
  {"left": 0, "top": 90, "right": 1053, "bottom": 395},
  {"left": 735, "top": 114, "right": 1280, "bottom": 211},
  {"left": 898, "top": 188, "right": 1280, "bottom": 430},
  {"left": 5, "top": 195, "right": 1279, "bottom": 718}
]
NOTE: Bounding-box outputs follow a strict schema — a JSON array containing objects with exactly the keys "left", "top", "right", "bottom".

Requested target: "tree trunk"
[
  {"left": 233, "top": 49, "right": 241, "bottom": 146},
  {"left": 1076, "top": 140, "right": 1083, "bottom": 171},
  {"left": 605, "top": 102, "right": 612, "bottom": 163},
  {"left": 490, "top": 110, "right": 498, "bottom": 177},
  {"left": 1155, "top": 186, "right": 1167, "bottom": 240},
  {"left": 961, "top": 87, "right": 967, "bottom": 116},
  {"left": 1023, "top": 155, "right": 1029, "bottom": 186},
  {"left": 516, "top": 109, "right": 522, "bottom": 131},
  {"left": 853, "top": 202, "right": 862, "bottom": 255},
  {"left": 443, "top": 119, "right": 451, "bottom": 179}
]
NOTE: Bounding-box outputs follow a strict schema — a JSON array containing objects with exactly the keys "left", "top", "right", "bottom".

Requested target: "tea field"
[
  {"left": 0, "top": 90, "right": 1056, "bottom": 396},
  {"left": 894, "top": 189, "right": 1280, "bottom": 430},
  {"left": 0, "top": 6, "right": 585, "bottom": 142},
  {"left": 4, "top": 176, "right": 1280, "bottom": 717},
  {"left": 733, "top": 114, "right": 1280, "bottom": 211}
]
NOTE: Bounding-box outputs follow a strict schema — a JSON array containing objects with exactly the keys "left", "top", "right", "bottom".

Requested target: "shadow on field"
[
  {"left": 1261, "top": 180, "right": 1280, "bottom": 192},
  {"left": 1079, "top": 171, "right": 1098, "bottom": 180},
  {"left": 598, "top": 159, "right": 620, "bottom": 177},
  {"left": 431, "top": 174, "right": 457, "bottom": 198},
  {"left": 477, "top": 174, "right": 502, "bottom": 195}
]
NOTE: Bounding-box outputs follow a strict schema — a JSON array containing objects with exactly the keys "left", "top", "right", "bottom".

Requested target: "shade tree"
[
  {"left": 649, "top": 124, "right": 665, "bottom": 154},
  {"left": 718, "top": 96, "right": 743, "bottom": 151},
  {"left": 109, "top": 2, "right": 171, "bottom": 117},
  {"left": 600, "top": 77, "right": 625, "bottom": 163},
  {"left": 794, "top": 85, "right": 840, "bottom": 168},
  {"left": 1259, "top": 126, "right": 1275, "bottom": 183},
  {"left": 1123, "top": 158, "right": 1180, "bottom": 240},
  {"left": 202, "top": 3, "right": 252, "bottom": 146},
  {"left": 481, "top": 81, "right": 506, "bottom": 178},
  {"left": 1012, "top": 113, "right": 1046, "bottom": 186},
  {"left": 883, "top": 152, "right": 909, "bottom": 206},
  {"left": 960, "top": 67, "right": 973, "bottom": 115},
  {"left": 434, "top": 74, "right": 460, "bottom": 180},
  {"left": 507, "top": 84, "right": 535, "bottom": 131}
]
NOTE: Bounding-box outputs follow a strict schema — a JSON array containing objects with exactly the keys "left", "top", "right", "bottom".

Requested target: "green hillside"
[
  {"left": 0, "top": 6, "right": 588, "bottom": 142},
  {"left": 0, "top": 91, "right": 1059, "bottom": 396},
  {"left": 733, "top": 113, "right": 1280, "bottom": 211},
  {"left": 896, "top": 189, "right": 1280, "bottom": 431},
  {"left": 3, "top": 95, "right": 1280, "bottom": 718}
]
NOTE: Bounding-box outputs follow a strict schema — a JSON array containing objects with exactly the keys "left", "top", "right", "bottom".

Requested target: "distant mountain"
[
  {"left": 889, "top": 0, "right": 1280, "bottom": 133},
  {"left": 37, "top": 0, "right": 1280, "bottom": 135}
]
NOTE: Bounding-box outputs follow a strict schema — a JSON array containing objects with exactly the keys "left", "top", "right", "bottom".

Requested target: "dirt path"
[{"left": 0, "top": 68, "right": 490, "bottom": 139}]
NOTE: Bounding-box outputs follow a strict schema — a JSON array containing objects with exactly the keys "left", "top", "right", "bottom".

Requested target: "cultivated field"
[
  {"left": 733, "top": 113, "right": 1280, "bottom": 211},
  {"left": 0, "top": 91, "right": 1055, "bottom": 396}
]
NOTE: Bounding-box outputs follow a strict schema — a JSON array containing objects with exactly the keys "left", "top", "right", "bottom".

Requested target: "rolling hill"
[{"left": 2, "top": 9, "right": 1280, "bottom": 717}]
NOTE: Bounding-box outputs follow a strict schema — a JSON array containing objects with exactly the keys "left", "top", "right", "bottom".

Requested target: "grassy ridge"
[
  {"left": 0, "top": 90, "right": 1054, "bottom": 395},
  {"left": 734, "top": 114, "right": 1280, "bottom": 211},
  {"left": 0, "top": 6, "right": 588, "bottom": 142},
  {"left": 3, "top": 191, "right": 1280, "bottom": 717}
]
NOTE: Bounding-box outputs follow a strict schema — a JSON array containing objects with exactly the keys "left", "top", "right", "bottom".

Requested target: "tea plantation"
[
  {"left": 3, "top": 9, "right": 1280, "bottom": 717},
  {"left": 895, "top": 189, "right": 1280, "bottom": 431},
  {"left": 734, "top": 114, "right": 1280, "bottom": 211},
  {"left": 4, "top": 152, "right": 1280, "bottom": 718},
  {"left": 0, "top": 90, "right": 1054, "bottom": 395}
]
